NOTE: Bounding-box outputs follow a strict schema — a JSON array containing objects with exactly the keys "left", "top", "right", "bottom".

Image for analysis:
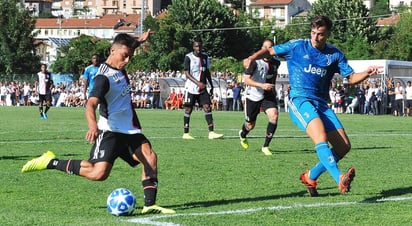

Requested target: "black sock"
[
  {"left": 49, "top": 159, "right": 82, "bottom": 175},
  {"left": 241, "top": 123, "right": 251, "bottom": 138},
  {"left": 263, "top": 121, "right": 277, "bottom": 147},
  {"left": 184, "top": 114, "right": 190, "bottom": 133},
  {"left": 45, "top": 105, "right": 50, "bottom": 113},
  {"left": 205, "top": 112, "right": 213, "bottom": 131},
  {"left": 142, "top": 178, "right": 158, "bottom": 206}
]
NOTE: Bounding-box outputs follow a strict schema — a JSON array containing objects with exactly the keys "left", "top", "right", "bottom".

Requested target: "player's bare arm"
[
  {"left": 243, "top": 47, "right": 275, "bottom": 69},
  {"left": 185, "top": 70, "right": 205, "bottom": 90},
  {"left": 206, "top": 70, "right": 214, "bottom": 94},
  {"left": 137, "top": 29, "right": 151, "bottom": 43},
  {"left": 348, "top": 66, "right": 383, "bottom": 85},
  {"left": 85, "top": 97, "right": 99, "bottom": 144}
]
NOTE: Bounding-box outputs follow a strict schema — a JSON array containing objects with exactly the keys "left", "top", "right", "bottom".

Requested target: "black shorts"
[
  {"left": 39, "top": 92, "right": 52, "bottom": 103},
  {"left": 407, "top": 100, "right": 412, "bottom": 108},
  {"left": 88, "top": 131, "right": 151, "bottom": 167},
  {"left": 183, "top": 91, "right": 211, "bottom": 107},
  {"left": 245, "top": 94, "right": 278, "bottom": 122}
]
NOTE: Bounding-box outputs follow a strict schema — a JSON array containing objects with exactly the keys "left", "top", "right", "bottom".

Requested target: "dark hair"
[
  {"left": 112, "top": 33, "right": 140, "bottom": 50},
  {"left": 263, "top": 38, "right": 274, "bottom": 46},
  {"left": 311, "top": 16, "right": 333, "bottom": 31}
]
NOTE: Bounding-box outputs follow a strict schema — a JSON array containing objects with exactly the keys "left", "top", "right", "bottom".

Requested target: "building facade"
[
  {"left": 34, "top": 13, "right": 140, "bottom": 64},
  {"left": 22, "top": 0, "right": 162, "bottom": 18}
]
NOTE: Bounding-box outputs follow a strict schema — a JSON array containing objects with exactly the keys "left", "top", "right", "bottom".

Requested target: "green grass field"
[{"left": 1, "top": 106, "right": 412, "bottom": 225}]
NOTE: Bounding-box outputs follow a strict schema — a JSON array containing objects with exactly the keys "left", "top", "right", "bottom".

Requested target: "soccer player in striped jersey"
[
  {"left": 239, "top": 38, "right": 281, "bottom": 156},
  {"left": 182, "top": 39, "right": 223, "bottom": 140},
  {"left": 36, "top": 64, "right": 53, "bottom": 119},
  {"left": 22, "top": 32, "right": 175, "bottom": 214}
]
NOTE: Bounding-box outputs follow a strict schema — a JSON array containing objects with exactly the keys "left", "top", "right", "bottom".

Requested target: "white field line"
[{"left": 126, "top": 196, "right": 412, "bottom": 225}]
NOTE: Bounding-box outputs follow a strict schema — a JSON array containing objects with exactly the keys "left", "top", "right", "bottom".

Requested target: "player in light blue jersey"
[
  {"left": 83, "top": 54, "right": 100, "bottom": 99},
  {"left": 244, "top": 16, "right": 382, "bottom": 196}
]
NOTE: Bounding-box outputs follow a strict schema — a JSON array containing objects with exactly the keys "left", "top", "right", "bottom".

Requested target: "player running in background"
[
  {"left": 83, "top": 54, "right": 100, "bottom": 100},
  {"left": 36, "top": 64, "right": 53, "bottom": 119},
  {"left": 239, "top": 38, "right": 281, "bottom": 156},
  {"left": 182, "top": 39, "right": 223, "bottom": 140},
  {"left": 244, "top": 16, "right": 382, "bottom": 196},
  {"left": 22, "top": 31, "right": 175, "bottom": 214}
]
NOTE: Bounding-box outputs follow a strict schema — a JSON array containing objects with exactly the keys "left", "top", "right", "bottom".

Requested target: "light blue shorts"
[{"left": 288, "top": 97, "right": 343, "bottom": 133}]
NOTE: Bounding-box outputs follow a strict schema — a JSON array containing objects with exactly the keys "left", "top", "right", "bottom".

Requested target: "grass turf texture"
[{"left": 1, "top": 106, "right": 412, "bottom": 225}]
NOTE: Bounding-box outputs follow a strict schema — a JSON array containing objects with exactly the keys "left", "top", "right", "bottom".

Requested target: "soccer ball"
[{"left": 106, "top": 188, "right": 136, "bottom": 216}]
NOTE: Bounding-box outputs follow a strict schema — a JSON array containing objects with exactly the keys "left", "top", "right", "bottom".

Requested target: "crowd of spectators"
[
  {"left": 1, "top": 70, "right": 410, "bottom": 117},
  {"left": 328, "top": 77, "right": 411, "bottom": 116}
]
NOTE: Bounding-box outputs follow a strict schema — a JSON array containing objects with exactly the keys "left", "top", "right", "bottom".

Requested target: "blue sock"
[
  {"left": 309, "top": 148, "right": 341, "bottom": 180},
  {"left": 314, "top": 142, "right": 341, "bottom": 184}
]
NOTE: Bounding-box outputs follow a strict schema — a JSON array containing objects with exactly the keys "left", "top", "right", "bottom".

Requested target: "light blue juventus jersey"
[{"left": 274, "top": 39, "right": 354, "bottom": 102}]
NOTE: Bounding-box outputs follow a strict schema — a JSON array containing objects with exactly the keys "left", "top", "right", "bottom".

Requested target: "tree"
[
  {"left": 276, "top": 17, "right": 310, "bottom": 43},
  {"left": 224, "top": 0, "right": 246, "bottom": 10},
  {"left": 377, "top": 11, "right": 412, "bottom": 61},
  {"left": 370, "top": 0, "right": 391, "bottom": 16},
  {"left": 131, "top": 0, "right": 260, "bottom": 72},
  {"left": 0, "top": 0, "right": 40, "bottom": 75},
  {"left": 309, "top": 0, "right": 380, "bottom": 59},
  {"left": 52, "top": 35, "right": 111, "bottom": 80}
]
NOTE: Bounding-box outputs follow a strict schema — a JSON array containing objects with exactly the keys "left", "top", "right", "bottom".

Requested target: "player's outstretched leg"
[{"left": 21, "top": 151, "right": 55, "bottom": 173}]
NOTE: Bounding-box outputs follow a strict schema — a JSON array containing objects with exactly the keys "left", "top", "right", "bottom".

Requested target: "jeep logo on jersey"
[
  {"left": 304, "top": 64, "right": 327, "bottom": 77},
  {"left": 121, "top": 84, "right": 131, "bottom": 97}
]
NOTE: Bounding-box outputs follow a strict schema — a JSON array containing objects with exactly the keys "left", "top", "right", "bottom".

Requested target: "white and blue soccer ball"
[{"left": 107, "top": 188, "right": 136, "bottom": 216}]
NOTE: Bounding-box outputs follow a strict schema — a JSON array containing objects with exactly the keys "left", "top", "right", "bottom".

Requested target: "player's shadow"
[
  {"left": 168, "top": 191, "right": 311, "bottom": 210},
  {"left": 362, "top": 187, "right": 412, "bottom": 203},
  {"left": 354, "top": 146, "right": 393, "bottom": 151},
  {"left": 0, "top": 153, "right": 82, "bottom": 161},
  {"left": 361, "top": 186, "right": 412, "bottom": 203}
]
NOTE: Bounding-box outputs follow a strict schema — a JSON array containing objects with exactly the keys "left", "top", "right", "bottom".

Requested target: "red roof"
[
  {"left": 35, "top": 14, "right": 141, "bottom": 29},
  {"left": 376, "top": 14, "right": 400, "bottom": 26},
  {"left": 250, "top": 0, "right": 293, "bottom": 6}
]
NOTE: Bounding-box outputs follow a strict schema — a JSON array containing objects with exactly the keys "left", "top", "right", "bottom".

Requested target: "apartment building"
[
  {"left": 35, "top": 13, "right": 141, "bottom": 63},
  {"left": 22, "top": 0, "right": 161, "bottom": 18}
]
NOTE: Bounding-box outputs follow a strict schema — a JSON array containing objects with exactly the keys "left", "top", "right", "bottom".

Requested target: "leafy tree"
[
  {"left": 52, "top": 35, "right": 110, "bottom": 79},
  {"left": 309, "top": 0, "right": 380, "bottom": 59},
  {"left": 276, "top": 17, "right": 311, "bottom": 43},
  {"left": 224, "top": 0, "right": 246, "bottom": 10},
  {"left": 0, "top": 0, "right": 40, "bottom": 75},
  {"left": 131, "top": 0, "right": 260, "bottom": 72},
  {"left": 377, "top": 11, "right": 412, "bottom": 61},
  {"left": 370, "top": 0, "right": 391, "bottom": 16},
  {"left": 211, "top": 57, "right": 243, "bottom": 73}
]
